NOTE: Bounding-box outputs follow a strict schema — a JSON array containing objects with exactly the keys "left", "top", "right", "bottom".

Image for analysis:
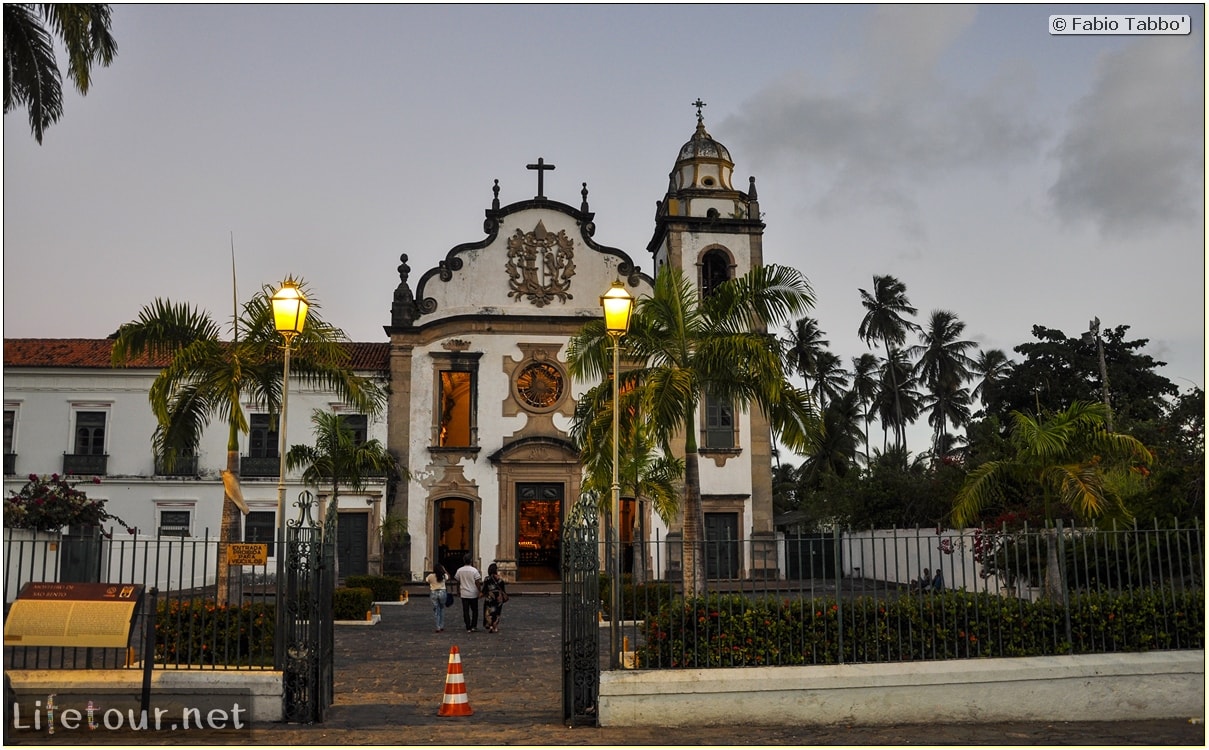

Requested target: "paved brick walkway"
[{"left": 8, "top": 587, "right": 1204, "bottom": 745}]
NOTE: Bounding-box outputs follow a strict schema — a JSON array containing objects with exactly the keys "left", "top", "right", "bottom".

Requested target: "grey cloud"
[
  {"left": 721, "top": 48, "right": 1046, "bottom": 235},
  {"left": 1049, "top": 38, "right": 1205, "bottom": 233}
]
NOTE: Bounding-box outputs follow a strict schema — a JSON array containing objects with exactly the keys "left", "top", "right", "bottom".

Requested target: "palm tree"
[
  {"left": 872, "top": 349, "right": 922, "bottom": 455},
  {"left": 571, "top": 380, "right": 683, "bottom": 585},
  {"left": 799, "top": 389, "right": 864, "bottom": 489},
  {"left": 971, "top": 348, "right": 1014, "bottom": 415},
  {"left": 783, "top": 317, "right": 829, "bottom": 383},
  {"left": 909, "top": 310, "right": 976, "bottom": 454},
  {"left": 4, "top": 3, "right": 117, "bottom": 143},
  {"left": 850, "top": 353, "right": 881, "bottom": 464},
  {"left": 951, "top": 401, "right": 1154, "bottom": 595},
  {"left": 286, "top": 409, "right": 401, "bottom": 581},
  {"left": 858, "top": 275, "right": 919, "bottom": 451},
  {"left": 110, "top": 279, "right": 385, "bottom": 604},
  {"left": 568, "top": 265, "right": 818, "bottom": 595},
  {"left": 771, "top": 461, "right": 800, "bottom": 517},
  {"left": 921, "top": 382, "right": 972, "bottom": 457},
  {"left": 811, "top": 350, "right": 849, "bottom": 411}
]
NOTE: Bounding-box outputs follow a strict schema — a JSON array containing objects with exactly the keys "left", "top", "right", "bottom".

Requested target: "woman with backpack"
[{"left": 482, "top": 562, "right": 509, "bottom": 633}]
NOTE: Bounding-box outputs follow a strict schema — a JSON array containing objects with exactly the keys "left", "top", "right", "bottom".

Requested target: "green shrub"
[
  {"left": 599, "top": 573, "right": 676, "bottom": 620},
  {"left": 333, "top": 586, "right": 375, "bottom": 620},
  {"left": 154, "top": 598, "right": 274, "bottom": 667},
  {"left": 344, "top": 574, "right": 405, "bottom": 602},
  {"left": 637, "top": 588, "right": 1204, "bottom": 669}
]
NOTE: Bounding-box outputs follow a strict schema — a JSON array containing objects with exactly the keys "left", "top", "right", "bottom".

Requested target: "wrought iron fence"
[
  {"left": 603, "top": 521, "right": 1204, "bottom": 670},
  {"left": 3, "top": 527, "right": 278, "bottom": 670}
]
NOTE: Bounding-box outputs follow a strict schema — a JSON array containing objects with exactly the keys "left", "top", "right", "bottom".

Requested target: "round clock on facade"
[{"left": 516, "top": 361, "right": 564, "bottom": 409}]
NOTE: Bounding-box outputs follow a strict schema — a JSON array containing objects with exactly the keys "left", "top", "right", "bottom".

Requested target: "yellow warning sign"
[{"left": 228, "top": 543, "right": 268, "bottom": 566}]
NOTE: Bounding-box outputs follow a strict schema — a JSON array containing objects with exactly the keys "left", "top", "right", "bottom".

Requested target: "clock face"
[{"left": 516, "top": 362, "right": 564, "bottom": 410}]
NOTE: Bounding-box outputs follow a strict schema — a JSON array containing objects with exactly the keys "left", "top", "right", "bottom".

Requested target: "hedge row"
[
  {"left": 154, "top": 599, "right": 275, "bottom": 667},
  {"left": 638, "top": 588, "right": 1205, "bottom": 668},
  {"left": 344, "top": 575, "right": 405, "bottom": 602}
]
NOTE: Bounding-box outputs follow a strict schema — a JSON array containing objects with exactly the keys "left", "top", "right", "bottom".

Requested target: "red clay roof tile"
[{"left": 3, "top": 339, "right": 390, "bottom": 371}]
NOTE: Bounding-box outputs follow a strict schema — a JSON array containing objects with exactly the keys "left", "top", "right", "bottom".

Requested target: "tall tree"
[
  {"left": 286, "top": 409, "right": 401, "bottom": 580},
  {"left": 570, "top": 379, "right": 683, "bottom": 585},
  {"left": 909, "top": 310, "right": 976, "bottom": 453},
  {"left": 4, "top": 3, "right": 117, "bottom": 143},
  {"left": 993, "top": 324, "right": 1177, "bottom": 430},
  {"left": 971, "top": 348, "right": 1014, "bottom": 416},
  {"left": 782, "top": 316, "right": 829, "bottom": 384},
  {"left": 951, "top": 401, "right": 1154, "bottom": 595},
  {"left": 872, "top": 349, "right": 922, "bottom": 455},
  {"left": 568, "top": 265, "right": 818, "bottom": 595},
  {"left": 858, "top": 275, "right": 919, "bottom": 451},
  {"left": 811, "top": 350, "right": 849, "bottom": 411},
  {"left": 798, "top": 389, "right": 864, "bottom": 489},
  {"left": 849, "top": 353, "right": 881, "bottom": 464},
  {"left": 111, "top": 279, "right": 386, "bottom": 604}
]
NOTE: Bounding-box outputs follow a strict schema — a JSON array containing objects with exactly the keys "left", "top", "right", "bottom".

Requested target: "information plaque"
[{"left": 3, "top": 582, "right": 144, "bottom": 648}]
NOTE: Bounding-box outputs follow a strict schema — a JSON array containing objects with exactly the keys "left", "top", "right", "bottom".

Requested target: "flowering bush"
[{"left": 4, "top": 473, "right": 130, "bottom": 533}]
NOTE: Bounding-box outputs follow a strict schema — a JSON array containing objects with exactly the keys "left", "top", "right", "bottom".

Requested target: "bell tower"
[
  {"left": 646, "top": 100, "right": 777, "bottom": 575},
  {"left": 647, "top": 98, "right": 764, "bottom": 283}
]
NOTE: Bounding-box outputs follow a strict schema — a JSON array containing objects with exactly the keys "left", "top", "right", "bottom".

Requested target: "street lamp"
[
  {"left": 271, "top": 279, "right": 310, "bottom": 532},
  {"left": 600, "top": 280, "right": 634, "bottom": 670},
  {"left": 270, "top": 279, "right": 308, "bottom": 671}
]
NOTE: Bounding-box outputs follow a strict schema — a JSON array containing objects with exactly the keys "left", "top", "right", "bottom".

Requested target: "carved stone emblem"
[{"left": 506, "top": 221, "right": 575, "bottom": 307}]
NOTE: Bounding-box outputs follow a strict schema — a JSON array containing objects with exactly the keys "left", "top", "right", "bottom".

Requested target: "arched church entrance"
[
  {"left": 491, "top": 437, "right": 581, "bottom": 583},
  {"left": 516, "top": 482, "right": 563, "bottom": 580},
  {"left": 434, "top": 497, "right": 475, "bottom": 577}
]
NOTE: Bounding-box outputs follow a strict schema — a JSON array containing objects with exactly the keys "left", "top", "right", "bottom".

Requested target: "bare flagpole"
[{"left": 231, "top": 232, "right": 239, "bottom": 341}]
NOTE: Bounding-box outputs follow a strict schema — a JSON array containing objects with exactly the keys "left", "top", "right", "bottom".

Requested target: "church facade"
[
  {"left": 2, "top": 111, "right": 777, "bottom": 585},
  {"left": 385, "top": 111, "right": 775, "bottom": 582}
]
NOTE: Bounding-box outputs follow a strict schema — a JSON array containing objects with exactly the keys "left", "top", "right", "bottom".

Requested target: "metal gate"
[
  {"left": 278, "top": 491, "right": 336, "bottom": 723},
  {"left": 560, "top": 495, "right": 599, "bottom": 726}
]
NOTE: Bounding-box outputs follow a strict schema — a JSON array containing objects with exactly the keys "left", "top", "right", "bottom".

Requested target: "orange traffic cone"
[{"left": 437, "top": 645, "right": 473, "bottom": 716}]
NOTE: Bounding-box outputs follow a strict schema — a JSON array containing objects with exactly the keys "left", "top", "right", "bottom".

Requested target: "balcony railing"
[
  {"left": 155, "top": 455, "right": 199, "bottom": 477},
  {"left": 4, "top": 453, "right": 15, "bottom": 476},
  {"left": 240, "top": 455, "right": 280, "bottom": 478},
  {"left": 62, "top": 453, "right": 108, "bottom": 476}
]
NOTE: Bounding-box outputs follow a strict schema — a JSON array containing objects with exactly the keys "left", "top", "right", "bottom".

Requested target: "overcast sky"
[{"left": 4, "top": 4, "right": 1204, "bottom": 453}]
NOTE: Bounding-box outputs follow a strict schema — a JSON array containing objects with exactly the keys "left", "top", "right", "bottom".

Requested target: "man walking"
[{"left": 454, "top": 553, "right": 482, "bottom": 632}]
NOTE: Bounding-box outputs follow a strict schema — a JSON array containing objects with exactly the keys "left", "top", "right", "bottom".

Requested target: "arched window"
[{"left": 701, "top": 249, "right": 731, "bottom": 296}]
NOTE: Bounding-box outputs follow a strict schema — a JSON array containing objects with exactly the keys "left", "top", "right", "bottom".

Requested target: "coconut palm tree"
[
  {"left": 799, "top": 389, "right": 864, "bottom": 489},
  {"left": 971, "top": 348, "right": 1014, "bottom": 415},
  {"left": 811, "top": 350, "right": 849, "bottom": 412},
  {"left": 783, "top": 316, "right": 829, "bottom": 383},
  {"left": 910, "top": 310, "right": 976, "bottom": 454},
  {"left": 872, "top": 349, "right": 922, "bottom": 456},
  {"left": 568, "top": 265, "right": 818, "bottom": 595},
  {"left": 951, "top": 401, "right": 1154, "bottom": 596},
  {"left": 921, "top": 382, "right": 972, "bottom": 457},
  {"left": 110, "top": 278, "right": 385, "bottom": 604},
  {"left": 4, "top": 3, "right": 117, "bottom": 143},
  {"left": 858, "top": 275, "right": 919, "bottom": 451},
  {"left": 850, "top": 353, "right": 881, "bottom": 464}
]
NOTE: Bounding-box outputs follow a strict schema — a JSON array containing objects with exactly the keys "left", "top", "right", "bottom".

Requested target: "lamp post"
[
  {"left": 270, "top": 279, "right": 309, "bottom": 670},
  {"left": 271, "top": 280, "right": 310, "bottom": 532},
  {"left": 601, "top": 280, "right": 634, "bottom": 670}
]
